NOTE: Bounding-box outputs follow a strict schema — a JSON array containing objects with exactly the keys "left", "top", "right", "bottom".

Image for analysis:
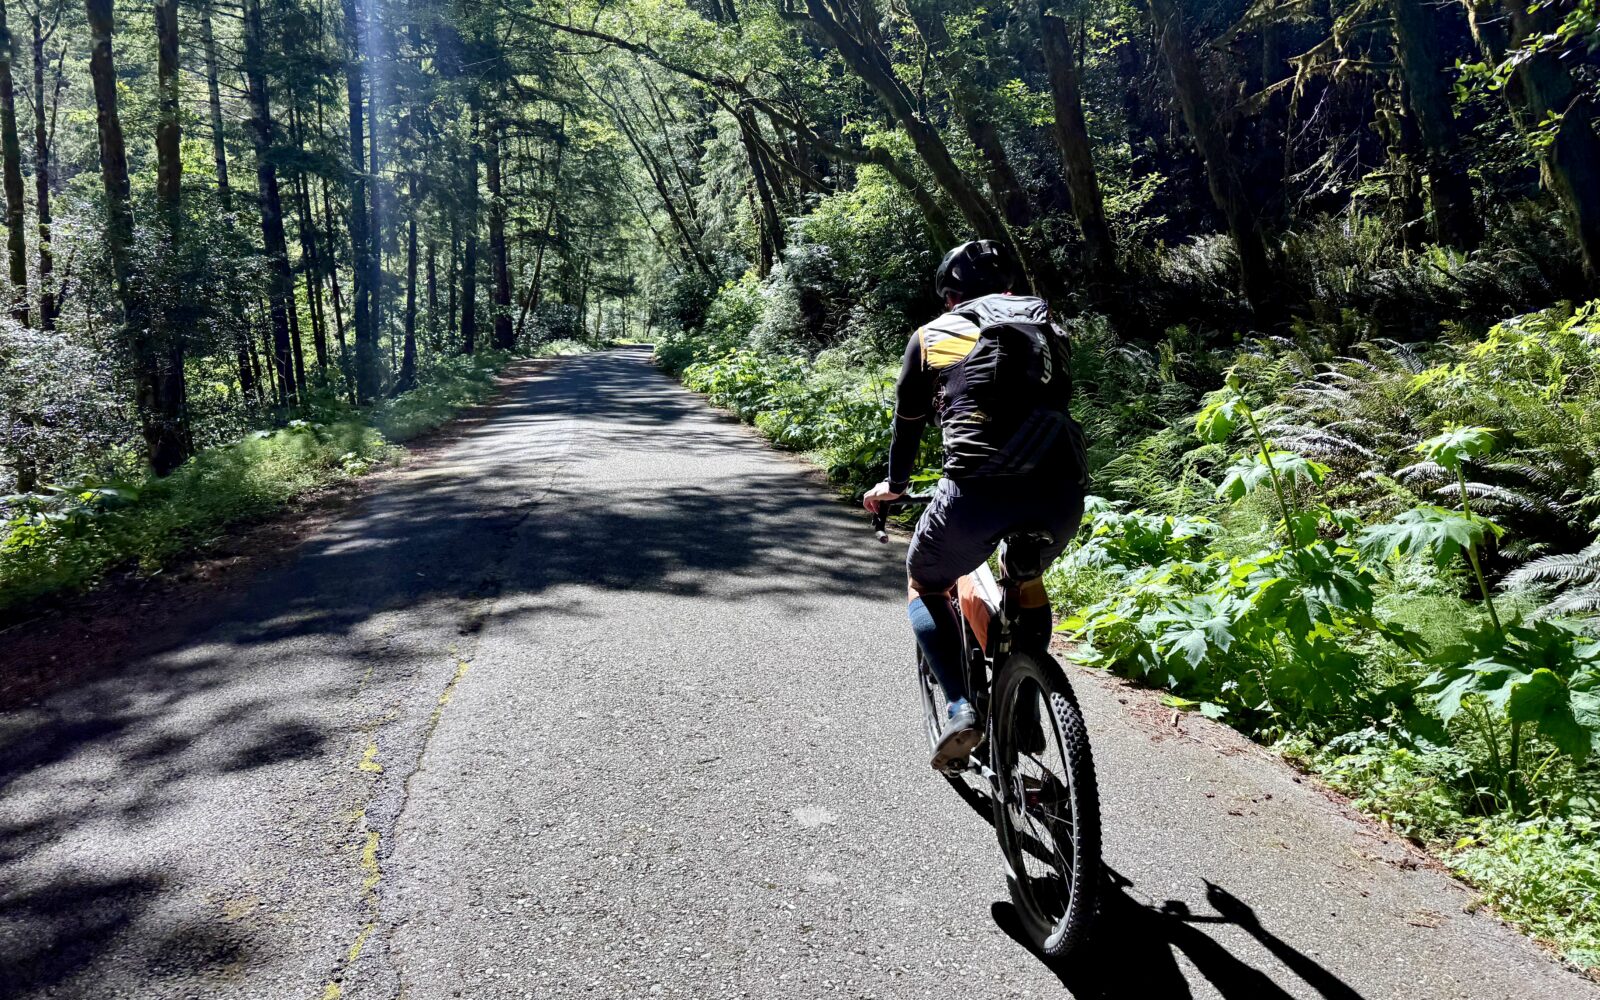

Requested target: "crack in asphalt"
[{"left": 334, "top": 406, "right": 579, "bottom": 1000}]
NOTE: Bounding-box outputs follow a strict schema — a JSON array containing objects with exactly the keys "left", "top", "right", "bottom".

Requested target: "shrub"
[
  {"left": 0, "top": 350, "right": 513, "bottom": 611},
  {"left": 0, "top": 420, "right": 392, "bottom": 609}
]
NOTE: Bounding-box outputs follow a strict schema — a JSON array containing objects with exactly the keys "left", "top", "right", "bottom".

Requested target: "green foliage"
[
  {"left": 1064, "top": 501, "right": 1219, "bottom": 573},
  {"left": 0, "top": 420, "right": 391, "bottom": 610},
  {"left": 1358, "top": 505, "right": 1501, "bottom": 570},
  {"left": 1505, "top": 538, "right": 1600, "bottom": 618},
  {"left": 1282, "top": 728, "right": 1471, "bottom": 843},
  {"left": 1452, "top": 818, "right": 1600, "bottom": 968},
  {"left": 1422, "top": 620, "right": 1600, "bottom": 767},
  {"left": 678, "top": 337, "right": 938, "bottom": 490},
  {"left": 1417, "top": 426, "right": 1501, "bottom": 474},
  {"left": 1041, "top": 306, "right": 1600, "bottom": 968},
  {"left": 1063, "top": 528, "right": 1393, "bottom": 735},
  {"left": 1217, "top": 450, "right": 1327, "bottom": 502},
  {"left": 1194, "top": 394, "right": 1242, "bottom": 444},
  {"left": 0, "top": 353, "right": 512, "bottom": 611},
  {"left": 373, "top": 350, "right": 511, "bottom": 442}
]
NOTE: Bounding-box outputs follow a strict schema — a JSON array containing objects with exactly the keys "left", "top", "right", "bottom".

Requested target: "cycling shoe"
[{"left": 931, "top": 701, "right": 981, "bottom": 772}]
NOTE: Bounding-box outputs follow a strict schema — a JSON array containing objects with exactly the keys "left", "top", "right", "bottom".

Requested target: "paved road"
[{"left": 2, "top": 347, "right": 1594, "bottom": 1000}]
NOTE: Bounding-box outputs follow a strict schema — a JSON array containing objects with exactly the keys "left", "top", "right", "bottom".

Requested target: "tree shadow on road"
[
  {"left": 991, "top": 868, "right": 1368, "bottom": 1000},
  {"left": 0, "top": 870, "right": 163, "bottom": 1000},
  {"left": 0, "top": 348, "right": 910, "bottom": 996}
]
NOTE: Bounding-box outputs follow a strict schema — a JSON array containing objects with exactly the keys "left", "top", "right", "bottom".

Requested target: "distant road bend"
[{"left": 1, "top": 347, "right": 1594, "bottom": 999}]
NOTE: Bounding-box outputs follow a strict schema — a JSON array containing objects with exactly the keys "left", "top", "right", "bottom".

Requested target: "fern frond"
[
  {"left": 1548, "top": 585, "right": 1600, "bottom": 615},
  {"left": 1503, "top": 539, "right": 1600, "bottom": 590},
  {"left": 1433, "top": 482, "right": 1561, "bottom": 517},
  {"left": 1484, "top": 460, "right": 1562, "bottom": 492},
  {"left": 1270, "top": 428, "right": 1379, "bottom": 460},
  {"left": 1397, "top": 461, "right": 1449, "bottom": 484}
]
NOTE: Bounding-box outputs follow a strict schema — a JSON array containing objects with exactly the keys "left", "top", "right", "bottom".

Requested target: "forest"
[{"left": 0, "top": 0, "right": 1598, "bottom": 973}]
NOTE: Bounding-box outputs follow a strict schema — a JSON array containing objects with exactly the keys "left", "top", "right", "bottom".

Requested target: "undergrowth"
[
  {"left": 0, "top": 348, "right": 517, "bottom": 612},
  {"left": 1043, "top": 300, "right": 1600, "bottom": 966}
]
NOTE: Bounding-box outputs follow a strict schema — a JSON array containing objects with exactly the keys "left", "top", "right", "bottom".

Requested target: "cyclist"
[{"left": 864, "top": 239, "right": 1088, "bottom": 771}]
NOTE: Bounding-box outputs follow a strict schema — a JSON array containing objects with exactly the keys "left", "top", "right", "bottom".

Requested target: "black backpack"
[{"left": 936, "top": 294, "right": 1085, "bottom": 483}]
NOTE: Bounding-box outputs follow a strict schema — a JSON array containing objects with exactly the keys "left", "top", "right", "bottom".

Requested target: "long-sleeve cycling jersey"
[
  {"left": 886, "top": 311, "right": 976, "bottom": 491},
  {"left": 886, "top": 293, "right": 1085, "bottom": 493}
]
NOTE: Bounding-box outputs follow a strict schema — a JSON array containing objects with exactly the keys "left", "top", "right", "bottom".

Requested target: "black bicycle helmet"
[{"left": 934, "top": 239, "right": 1017, "bottom": 303}]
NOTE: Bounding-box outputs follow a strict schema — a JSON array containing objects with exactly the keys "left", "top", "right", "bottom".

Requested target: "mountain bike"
[{"left": 872, "top": 496, "right": 1101, "bottom": 959}]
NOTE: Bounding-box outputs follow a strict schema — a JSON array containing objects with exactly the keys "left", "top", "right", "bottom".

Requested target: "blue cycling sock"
[{"left": 908, "top": 595, "right": 967, "bottom": 709}]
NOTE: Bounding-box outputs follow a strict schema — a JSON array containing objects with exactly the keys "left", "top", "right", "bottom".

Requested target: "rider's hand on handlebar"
[{"left": 863, "top": 480, "right": 902, "bottom": 513}]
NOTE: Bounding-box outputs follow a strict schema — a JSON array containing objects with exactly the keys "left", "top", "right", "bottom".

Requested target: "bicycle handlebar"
[{"left": 868, "top": 493, "right": 932, "bottom": 544}]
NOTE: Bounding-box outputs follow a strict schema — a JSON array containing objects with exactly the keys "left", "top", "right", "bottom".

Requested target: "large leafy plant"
[{"left": 1420, "top": 620, "right": 1600, "bottom": 810}]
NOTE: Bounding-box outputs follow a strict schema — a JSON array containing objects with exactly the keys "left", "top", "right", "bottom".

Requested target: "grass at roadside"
[{"left": 0, "top": 346, "right": 581, "bottom": 613}]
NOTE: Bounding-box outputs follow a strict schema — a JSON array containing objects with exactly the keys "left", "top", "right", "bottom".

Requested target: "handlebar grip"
[{"left": 868, "top": 493, "right": 929, "bottom": 543}]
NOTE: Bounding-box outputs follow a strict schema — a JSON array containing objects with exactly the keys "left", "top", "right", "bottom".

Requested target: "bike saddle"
[
  {"left": 1000, "top": 529, "right": 1055, "bottom": 580},
  {"left": 1007, "top": 529, "right": 1056, "bottom": 548}
]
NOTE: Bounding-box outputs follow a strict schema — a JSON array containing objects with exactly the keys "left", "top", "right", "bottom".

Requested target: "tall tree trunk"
[
  {"left": 595, "top": 79, "right": 714, "bottom": 279},
  {"left": 200, "top": 0, "right": 229, "bottom": 206},
  {"left": 398, "top": 175, "right": 417, "bottom": 389},
  {"left": 256, "top": 301, "right": 276, "bottom": 402},
  {"left": 486, "top": 114, "right": 513, "bottom": 350},
  {"left": 340, "top": 0, "right": 378, "bottom": 400},
  {"left": 0, "top": 0, "right": 28, "bottom": 325},
  {"left": 1498, "top": 0, "right": 1600, "bottom": 283},
  {"left": 243, "top": 0, "right": 296, "bottom": 405},
  {"left": 287, "top": 109, "right": 327, "bottom": 375},
  {"left": 1391, "top": 0, "right": 1479, "bottom": 248},
  {"left": 425, "top": 239, "right": 437, "bottom": 348},
  {"left": 246, "top": 325, "right": 264, "bottom": 400},
  {"left": 319, "top": 176, "right": 351, "bottom": 384},
  {"left": 236, "top": 332, "right": 258, "bottom": 405},
  {"left": 153, "top": 0, "right": 189, "bottom": 454},
  {"left": 155, "top": 0, "right": 180, "bottom": 217},
  {"left": 1146, "top": 0, "right": 1275, "bottom": 307},
  {"left": 514, "top": 198, "right": 555, "bottom": 343},
  {"left": 29, "top": 8, "right": 54, "bottom": 328},
  {"left": 366, "top": 0, "right": 384, "bottom": 355},
  {"left": 87, "top": 0, "right": 186, "bottom": 473},
  {"left": 296, "top": 171, "right": 328, "bottom": 374},
  {"left": 287, "top": 269, "right": 307, "bottom": 393},
  {"left": 909, "top": 3, "right": 1052, "bottom": 289},
  {"left": 460, "top": 114, "right": 480, "bottom": 354},
  {"left": 447, "top": 223, "right": 458, "bottom": 347},
  {"left": 1039, "top": 12, "right": 1117, "bottom": 280},
  {"left": 201, "top": 0, "right": 257, "bottom": 403},
  {"left": 734, "top": 112, "right": 784, "bottom": 277},
  {"left": 1378, "top": 76, "right": 1428, "bottom": 253}
]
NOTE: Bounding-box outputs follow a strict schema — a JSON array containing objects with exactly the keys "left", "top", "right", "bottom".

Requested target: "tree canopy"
[{"left": 0, "top": 0, "right": 1594, "bottom": 486}]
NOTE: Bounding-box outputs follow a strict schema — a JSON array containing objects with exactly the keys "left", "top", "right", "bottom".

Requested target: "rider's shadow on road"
[{"left": 991, "top": 868, "right": 1368, "bottom": 1000}]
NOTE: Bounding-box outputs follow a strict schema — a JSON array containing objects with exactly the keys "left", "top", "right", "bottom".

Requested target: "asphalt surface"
[{"left": 2, "top": 347, "right": 1595, "bottom": 1000}]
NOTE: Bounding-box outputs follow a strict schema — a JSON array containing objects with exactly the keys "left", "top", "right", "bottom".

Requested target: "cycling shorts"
[{"left": 906, "top": 477, "right": 1085, "bottom": 594}]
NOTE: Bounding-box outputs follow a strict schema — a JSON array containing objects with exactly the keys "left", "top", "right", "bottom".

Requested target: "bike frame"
[{"left": 873, "top": 495, "right": 1030, "bottom": 760}]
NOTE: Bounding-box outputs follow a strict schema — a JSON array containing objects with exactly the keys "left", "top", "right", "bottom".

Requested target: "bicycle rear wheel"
[{"left": 990, "top": 650, "right": 1100, "bottom": 959}]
